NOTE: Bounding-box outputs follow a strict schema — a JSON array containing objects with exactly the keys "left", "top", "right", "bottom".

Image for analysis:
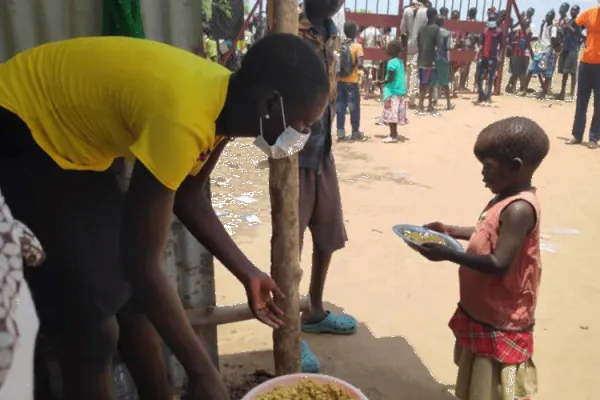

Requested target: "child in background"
[
  {"left": 433, "top": 16, "right": 454, "bottom": 111},
  {"left": 337, "top": 21, "right": 365, "bottom": 140},
  {"left": 380, "top": 40, "right": 408, "bottom": 143},
  {"left": 417, "top": 8, "right": 441, "bottom": 114},
  {"left": 416, "top": 116, "right": 548, "bottom": 400}
]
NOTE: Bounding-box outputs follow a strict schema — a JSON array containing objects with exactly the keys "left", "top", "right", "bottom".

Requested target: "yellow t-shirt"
[
  {"left": 0, "top": 36, "right": 231, "bottom": 191},
  {"left": 337, "top": 42, "right": 364, "bottom": 84}
]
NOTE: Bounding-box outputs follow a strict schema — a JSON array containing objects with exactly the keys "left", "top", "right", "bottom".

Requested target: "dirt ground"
[{"left": 209, "top": 91, "right": 599, "bottom": 399}]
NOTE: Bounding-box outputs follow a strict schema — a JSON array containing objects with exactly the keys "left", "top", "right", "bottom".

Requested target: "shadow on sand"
[{"left": 221, "top": 304, "right": 455, "bottom": 399}]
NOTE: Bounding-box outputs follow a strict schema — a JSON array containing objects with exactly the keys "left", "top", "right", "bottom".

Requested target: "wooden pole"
[{"left": 267, "top": 0, "right": 302, "bottom": 376}]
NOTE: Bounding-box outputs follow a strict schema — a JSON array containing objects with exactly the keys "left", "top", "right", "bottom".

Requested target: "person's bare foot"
[
  {"left": 587, "top": 141, "right": 599, "bottom": 149},
  {"left": 565, "top": 138, "right": 582, "bottom": 145},
  {"left": 426, "top": 105, "right": 435, "bottom": 113},
  {"left": 555, "top": 93, "right": 566, "bottom": 101}
]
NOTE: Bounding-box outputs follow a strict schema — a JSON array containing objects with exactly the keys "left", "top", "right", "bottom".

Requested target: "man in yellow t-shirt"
[
  {"left": 0, "top": 34, "right": 329, "bottom": 400},
  {"left": 336, "top": 21, "right": 364, "bottom": 140}
]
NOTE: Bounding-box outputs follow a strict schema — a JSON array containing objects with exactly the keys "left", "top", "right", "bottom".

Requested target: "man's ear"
[{"left": 256, "top": 90, "right": 281, "bottom": 119}]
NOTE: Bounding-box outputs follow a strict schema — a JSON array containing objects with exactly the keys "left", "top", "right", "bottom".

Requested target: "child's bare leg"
[
  {"left": 59, "top": 315, "right": 119, "bottom": 400},
  {"left": 570, "top": 73, "right": 577, "bottom": 97},
  {"left": 418, "top": 86, "right": 426, "bottom": 112},
  {"left": 389, "top": 123, "right": 398, "bottom": 138},
  {"left": 118, "top": 300, "right": 172, "bottom": 400},
  {"left": 427, "top": 85, "right": 434, "bottom": 112},
  {"left": 443, "top": 85, "right": 452, "bottom": 109},
  {"left": 521, "top": 73, "right": 532, "bottom": 93}
]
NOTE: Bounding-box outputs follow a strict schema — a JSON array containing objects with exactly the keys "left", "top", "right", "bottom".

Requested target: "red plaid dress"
[{"left": 449, "top": 307, "right": 534, "bottom": 365}]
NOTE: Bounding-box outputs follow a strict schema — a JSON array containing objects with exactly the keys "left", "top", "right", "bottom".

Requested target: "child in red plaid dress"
[{"left": 416, "top": 116, "right": 549, "bottom": 400}]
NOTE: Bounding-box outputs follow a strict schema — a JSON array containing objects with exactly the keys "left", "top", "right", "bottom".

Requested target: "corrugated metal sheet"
[
  {"left": 0, "top": 0, "right": 206, "bottom": 60},
  {"left": 0, "top": 0, "right": 217, "bottom": 392}
]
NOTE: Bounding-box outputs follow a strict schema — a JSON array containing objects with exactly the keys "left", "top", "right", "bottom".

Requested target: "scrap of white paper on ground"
[
  {"left": 233, "top": 194, "right": 258, "bottom": 205},
  {"left": 542, "top": 228, "right": 580, "bottom": 235},
  {"left": 242, "top": 214, "right": 261, "bottom": 225},
  {"left": 540, "top": 242, "right": 559, "bottom": 254}
]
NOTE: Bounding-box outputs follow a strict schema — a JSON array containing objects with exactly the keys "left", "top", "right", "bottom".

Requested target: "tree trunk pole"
[{"left": 267, "top": 0, "right": 302, "bottom": 376}]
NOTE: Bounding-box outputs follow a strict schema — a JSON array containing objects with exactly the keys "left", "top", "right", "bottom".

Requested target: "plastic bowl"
[
  {"left": 241, "top": 373, "right": 368, "bottom": 400},
  {"left": 392, "top": 224, "right": 464, "bottom": 252}
]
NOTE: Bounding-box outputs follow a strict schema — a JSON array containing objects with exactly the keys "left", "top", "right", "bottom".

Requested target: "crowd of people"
[{"left": 332, "top": 1, "right": 594, "bottom": 148}]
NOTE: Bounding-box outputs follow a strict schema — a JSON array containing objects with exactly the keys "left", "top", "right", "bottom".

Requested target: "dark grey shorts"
[
  {"left": 299, "top": 152, "right": 347, "bottom": 253},
  {"left": 509, "top": 55, "right": 530, "bottom": 76},
  {"left": 558, "top": 50, "right": 578, "bottom": 75}
]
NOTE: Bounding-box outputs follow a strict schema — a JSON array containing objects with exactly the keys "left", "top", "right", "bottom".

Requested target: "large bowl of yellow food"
[
  {"left": 393, "top": 224, "right": 463, "bottom": 252},
  {"left": 241, "top": 373, "right": 368, "bottom": 400}
]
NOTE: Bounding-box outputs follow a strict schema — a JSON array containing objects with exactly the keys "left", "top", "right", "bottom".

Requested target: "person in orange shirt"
[
  {"left": 566, "top": 5, "right": 600, "bottom": 149},
  {"left": 0, "top": 34, "right": 329, "bottom": 400},
  {"left": 336, "top": 21, "right": 365, "bottom": 140}
]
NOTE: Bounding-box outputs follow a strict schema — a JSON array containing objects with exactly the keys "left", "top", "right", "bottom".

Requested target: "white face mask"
[{"left": 254, "top": 96, "right": 311, "bottom": 159}]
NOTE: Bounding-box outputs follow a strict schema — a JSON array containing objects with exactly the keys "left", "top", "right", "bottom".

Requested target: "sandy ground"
[{"left": 208, "top": 91, "right": 600, "bottom": 399}]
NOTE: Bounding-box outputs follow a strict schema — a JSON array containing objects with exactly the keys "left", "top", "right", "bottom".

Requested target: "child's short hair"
[
  {"left": 427, "top": 8, "right": 438, "bottom": 20},
  {"left": 386, "top": 39, "right": 404, "bottom": 56},
  {"left": 474, "top": 117, "right": 550, "bottom": 169},
  {"left": 344, "top": 21, "right": 359, "bottom": 39}
]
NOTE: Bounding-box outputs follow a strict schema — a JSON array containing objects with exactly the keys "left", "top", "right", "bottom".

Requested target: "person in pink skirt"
[{"left": 380, "top": 39, "right": 409, "bottom": 143}]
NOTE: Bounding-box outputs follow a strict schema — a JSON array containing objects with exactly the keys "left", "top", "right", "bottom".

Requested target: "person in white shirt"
[
  {"left": 360, "top": 25, "right": 382, "bottom": 94},
  {"left": 332, "top": 6, "right": 346, "bottom": 37},
  {"left": 400, "top": 0, "right": 429, "bottom": 107},
  {"left": 521, "top": 10, "right": 559, "bottom": 99}
]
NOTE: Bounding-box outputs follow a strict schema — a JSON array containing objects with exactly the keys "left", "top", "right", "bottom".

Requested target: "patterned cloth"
[
  {"left": 418, "top": 67, "right": 434, "bottom": 86},
  {"left": 382, "top": 95, "right": 409, "bottom": 125},
  {"left": 449, "top": 308, "right": 534, "bottom": 365},
  {"left": 0, "top": 190, "right": 44, "bottom": 388},
  {"left": 529, "top": 52, "right": 556, "bottom": 78},
  {"left": 299, "top": 13, "right": 338, "bottom": 106}
]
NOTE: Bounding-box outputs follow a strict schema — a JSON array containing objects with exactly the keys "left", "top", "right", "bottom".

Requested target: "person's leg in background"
[
  {"left": 301, "top": 153, "right": 357, "bottom": 335},
  {"left": 474, "top": 59, "right": 486, "bottom": 103},
  {"left": 556, "top": 51, "right": 569, "bottom": 100},
  {"left": 407, "top": 54, "right": 419, "bottom": 107},
  {"left": 570, "top": 71, "right": 577, "bottom": 97},
  {"left": 485, "top": 59, "right": 498, "bottom": 102},
  {"left": 587, "top": 64, "right": 600, "bottom": 149},
  {"left": 349, "top": 82, "right": 362, "bottom": 139},
  {"left": 568, "top": 62, "right": 593, "bottom": 145},
  {"left": 335, "top": 81, "right": 349, "bottom": 140}
]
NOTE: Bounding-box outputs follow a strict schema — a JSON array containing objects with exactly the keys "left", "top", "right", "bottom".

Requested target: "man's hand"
[{"left": 244, "top": 270, "right": 285, "bottom": 329}]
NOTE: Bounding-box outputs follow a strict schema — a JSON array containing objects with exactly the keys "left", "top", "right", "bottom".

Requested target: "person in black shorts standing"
[
  {"left": 556, "top": 5, "right": 584, "bottom": 100},
  {"left": 417, "top": 7, "right": 441, "bottom": 113}
]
